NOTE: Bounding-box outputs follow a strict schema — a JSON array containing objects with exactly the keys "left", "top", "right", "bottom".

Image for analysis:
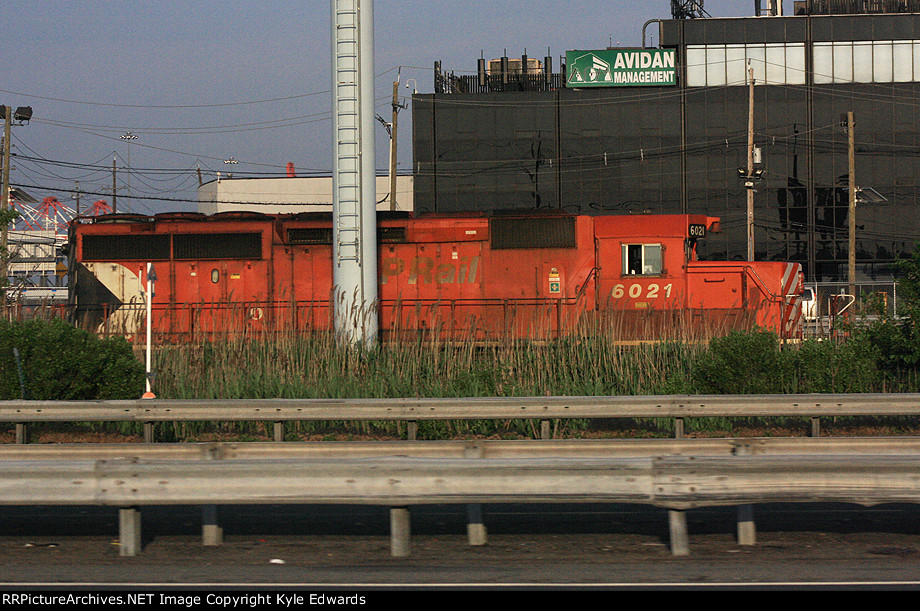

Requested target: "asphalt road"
[{"left": 1, "top": 503, "right": 920, "bottom": 589}]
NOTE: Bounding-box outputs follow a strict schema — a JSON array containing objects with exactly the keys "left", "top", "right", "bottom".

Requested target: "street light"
[
  {"left": 223, "top": 157, "right": 238, "bottom": 180},
  {"left": 738, "top": 145, "right": 765, "bottom": 261},
  {"left": 120, "top": 132, "right": 137, "bottom": 207}
]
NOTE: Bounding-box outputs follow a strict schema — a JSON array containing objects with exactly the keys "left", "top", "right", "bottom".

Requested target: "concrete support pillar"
[
  {"left": 390, "top": 507, "right": 410, "bottom": 557},
  {"left": 119, "top": 507, "right": 142, "bottom": 557},
  {"left": 202, "top": 505, "right": 223, "bottom": 546},
  {"left": 668, "top": 509, "right": 689, "bottom": 556}
]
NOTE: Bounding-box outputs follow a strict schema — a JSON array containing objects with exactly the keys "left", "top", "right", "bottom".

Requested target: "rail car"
[{"left": 68, "top": 210, "right": 805, "bottom": 341}]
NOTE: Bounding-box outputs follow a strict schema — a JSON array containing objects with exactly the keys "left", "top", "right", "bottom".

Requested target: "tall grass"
[
  {"left": 148, "top": 307, "right": 724, "bottom": 439},
  {"left": 144, "top": 305, "right": 920, "bottom": 440},
  {"left": 153, "top": 321, "right": 709, "bottom": 400}
]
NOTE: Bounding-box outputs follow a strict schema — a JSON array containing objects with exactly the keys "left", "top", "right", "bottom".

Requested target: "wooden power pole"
[
  {"left": 388, "top": 77, "right": 406, "bottom": 211},
  {"left": 112, "top": 155, "right": 118, "bottom": 213},
  {"left": 1, "top": 107, "right": 11, "bottom": 310},
  {"left": 747, "top": 64, "right": 755, "bottom": 262},
  {"left": 847, "top": 110, "right": 856, "bottom": 299}
]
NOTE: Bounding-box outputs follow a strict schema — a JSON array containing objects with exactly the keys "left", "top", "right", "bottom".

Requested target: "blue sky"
[{"left": 2, "top": 0, "right": 756, "bottom": 215}]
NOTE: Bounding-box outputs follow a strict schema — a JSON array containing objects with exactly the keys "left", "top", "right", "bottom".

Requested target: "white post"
[{"left": 142, "top": 262, "right": 156, "bottom": 399}]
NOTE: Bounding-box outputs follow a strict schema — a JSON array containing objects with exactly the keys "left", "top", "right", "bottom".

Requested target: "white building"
[{"left": 197, "top": 175, "right": 414, "bottom": 215}]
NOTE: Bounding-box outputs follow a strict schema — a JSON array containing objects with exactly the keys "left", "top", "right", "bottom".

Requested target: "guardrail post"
[
  {"left": 463, "top": 445, "right": 488, "bottom": 546},
  {"left": 273, "top": 421, "right": 284, "bottom": 442},
  {"left": 15, "top": 424, "right": 28, "bottom": 444},
  {"left": 734, "top": 443, "right": 757, "bottom": 546},
  {"left": 668, "top": 510, "right": 689, "bottom": 556},
  {"left": 466, "top": 503, "right": 487, "bottom": 546},
  {"left": 737, "top": 504, "right": 756, "bottom": 546},
  {"left": 119, "top": 507, "right": 142, "bottom": 557},
  {"left": 143, "top": 422, "right": 154, "bottom": 443},
  {"left": 811, "top": 417, "right": 821, "bottom": 437},
  {"left": 674, "top": 417, "right": 684, "bottom": 439},
  {"left": 540, "top": 419, "right": 551, "bottom": 440},
  {"left": 390, "top": 507, "right": 411, "bottom": 557},
  {"left": 202, "top": 505, "right": 223, "bottom": 546},
  {"left": 407, "top": 421, "right": 418, "bottom": 441}
]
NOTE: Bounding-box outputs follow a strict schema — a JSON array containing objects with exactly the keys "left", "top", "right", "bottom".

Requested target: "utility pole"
[
  {"left": 1, "top": 107, "right": 11, "bottom": 310},
  {"left": 746, "top": 63, "right": 755, "bottom": 262},
  {"left": 0, "top": 105, "right": 31, "bottom": 311},
  {"left": 112, "top": 155, "right": 118, "bottom": 213},
  {"left": 847, "top": 110, "right": 856, "bottom": 300},
  {"left": 738, "top": 65, "right": 764, "bottom": 260},
  {"left": 73, "top": 181, "right": 81, "bottom": 217},
  {"left": 388, "top": 77, "right": 405, "bottom": 211}
]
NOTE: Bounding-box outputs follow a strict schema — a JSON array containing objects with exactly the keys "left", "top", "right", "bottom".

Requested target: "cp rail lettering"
[{"left": 380, "top": 255, "right": 480, "bottom": 285}]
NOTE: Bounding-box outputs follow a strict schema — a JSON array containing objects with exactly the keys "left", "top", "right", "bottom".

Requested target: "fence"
[{"left": 803, "top": 280, "right": 902, "bottom": 337}]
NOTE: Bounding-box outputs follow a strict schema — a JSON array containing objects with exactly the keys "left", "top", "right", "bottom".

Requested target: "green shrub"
[
  {"left": 789, "top": 335, "right": 881, "bottom": 393},
  {"left": 690, "top": 328, "right": 790, "bottom": 394},
  {"left": 0, "top": 318, "right": 144, "bottom": 400}
]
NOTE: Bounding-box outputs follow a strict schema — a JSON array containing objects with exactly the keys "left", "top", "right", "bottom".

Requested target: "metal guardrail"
[
  {"left": 2, "top": 393, "right": 919, "bottom": 442},
  {"left": 2, "top": 394, "right": 920, "bottom": 558},
  {"left": 6, "top": 393, "right": 919, "bottom": 421},
  {"left": 2, "top": 437, "right": 920, "bottom": 557}
]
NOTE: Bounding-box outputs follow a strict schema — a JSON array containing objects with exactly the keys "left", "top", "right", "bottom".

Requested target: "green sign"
[{"left": 566, "top": 49, "right": 676, "bottom": 87}]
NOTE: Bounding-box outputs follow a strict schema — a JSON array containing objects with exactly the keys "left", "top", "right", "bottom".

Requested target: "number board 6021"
[{"left": 611, "top": 283, "right": 673, "bottom": 300}]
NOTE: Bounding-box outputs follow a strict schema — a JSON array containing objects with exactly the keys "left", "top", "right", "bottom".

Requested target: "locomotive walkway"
[{"left": 0, "top": 393, "right": 919, "bottom": 557}]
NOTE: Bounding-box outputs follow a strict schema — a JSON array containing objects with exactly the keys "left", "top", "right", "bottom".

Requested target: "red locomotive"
[{"left": 68, "top": 211, "right": 805, "bottom": 341}]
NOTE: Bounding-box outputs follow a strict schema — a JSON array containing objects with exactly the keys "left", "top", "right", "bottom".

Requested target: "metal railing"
[
  {"left": 2, "top": 393, "right": 920, "bottom": 557},
  {"left": 3, "top": 393, "right": 920, "bottom": 442},
  {"left": 2, "top": 435, "right": 920, "bottom": 557},
  {"left": 796, "top": 0, "right": 920, "bottom": 15},
  {"left": 804, "top": 280, "right": 901, "bottom": 337},
  {"left": 435, "top": 72, "right": 566, "bottom": 94}
]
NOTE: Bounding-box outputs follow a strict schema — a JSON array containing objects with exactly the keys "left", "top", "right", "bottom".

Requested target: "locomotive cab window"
[{"left": 622, "top": 244, "right": 662, "bottom": 276}]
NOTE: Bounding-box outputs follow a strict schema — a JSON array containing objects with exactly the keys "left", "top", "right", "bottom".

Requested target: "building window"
[
  {"left": 686, "top": 43, "right": 805, "bottom": 86},
  {"left": 814, "top": 40, "right": 920, "bottom": 84},
  {"left": 622, "top": 244, "right": 662, "bottom": 276},
  {"left": 685, "top": 40, "right": 920, "bottom": 86}
]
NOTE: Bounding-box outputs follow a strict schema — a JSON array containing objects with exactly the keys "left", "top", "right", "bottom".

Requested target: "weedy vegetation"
[{"left": 8, "top": 245, "right": 920, "bottom": 441}]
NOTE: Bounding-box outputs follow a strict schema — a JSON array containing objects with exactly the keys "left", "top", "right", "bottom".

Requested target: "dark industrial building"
[{"left": 411, "top": 1, "right": 920, "bottom": 282}]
